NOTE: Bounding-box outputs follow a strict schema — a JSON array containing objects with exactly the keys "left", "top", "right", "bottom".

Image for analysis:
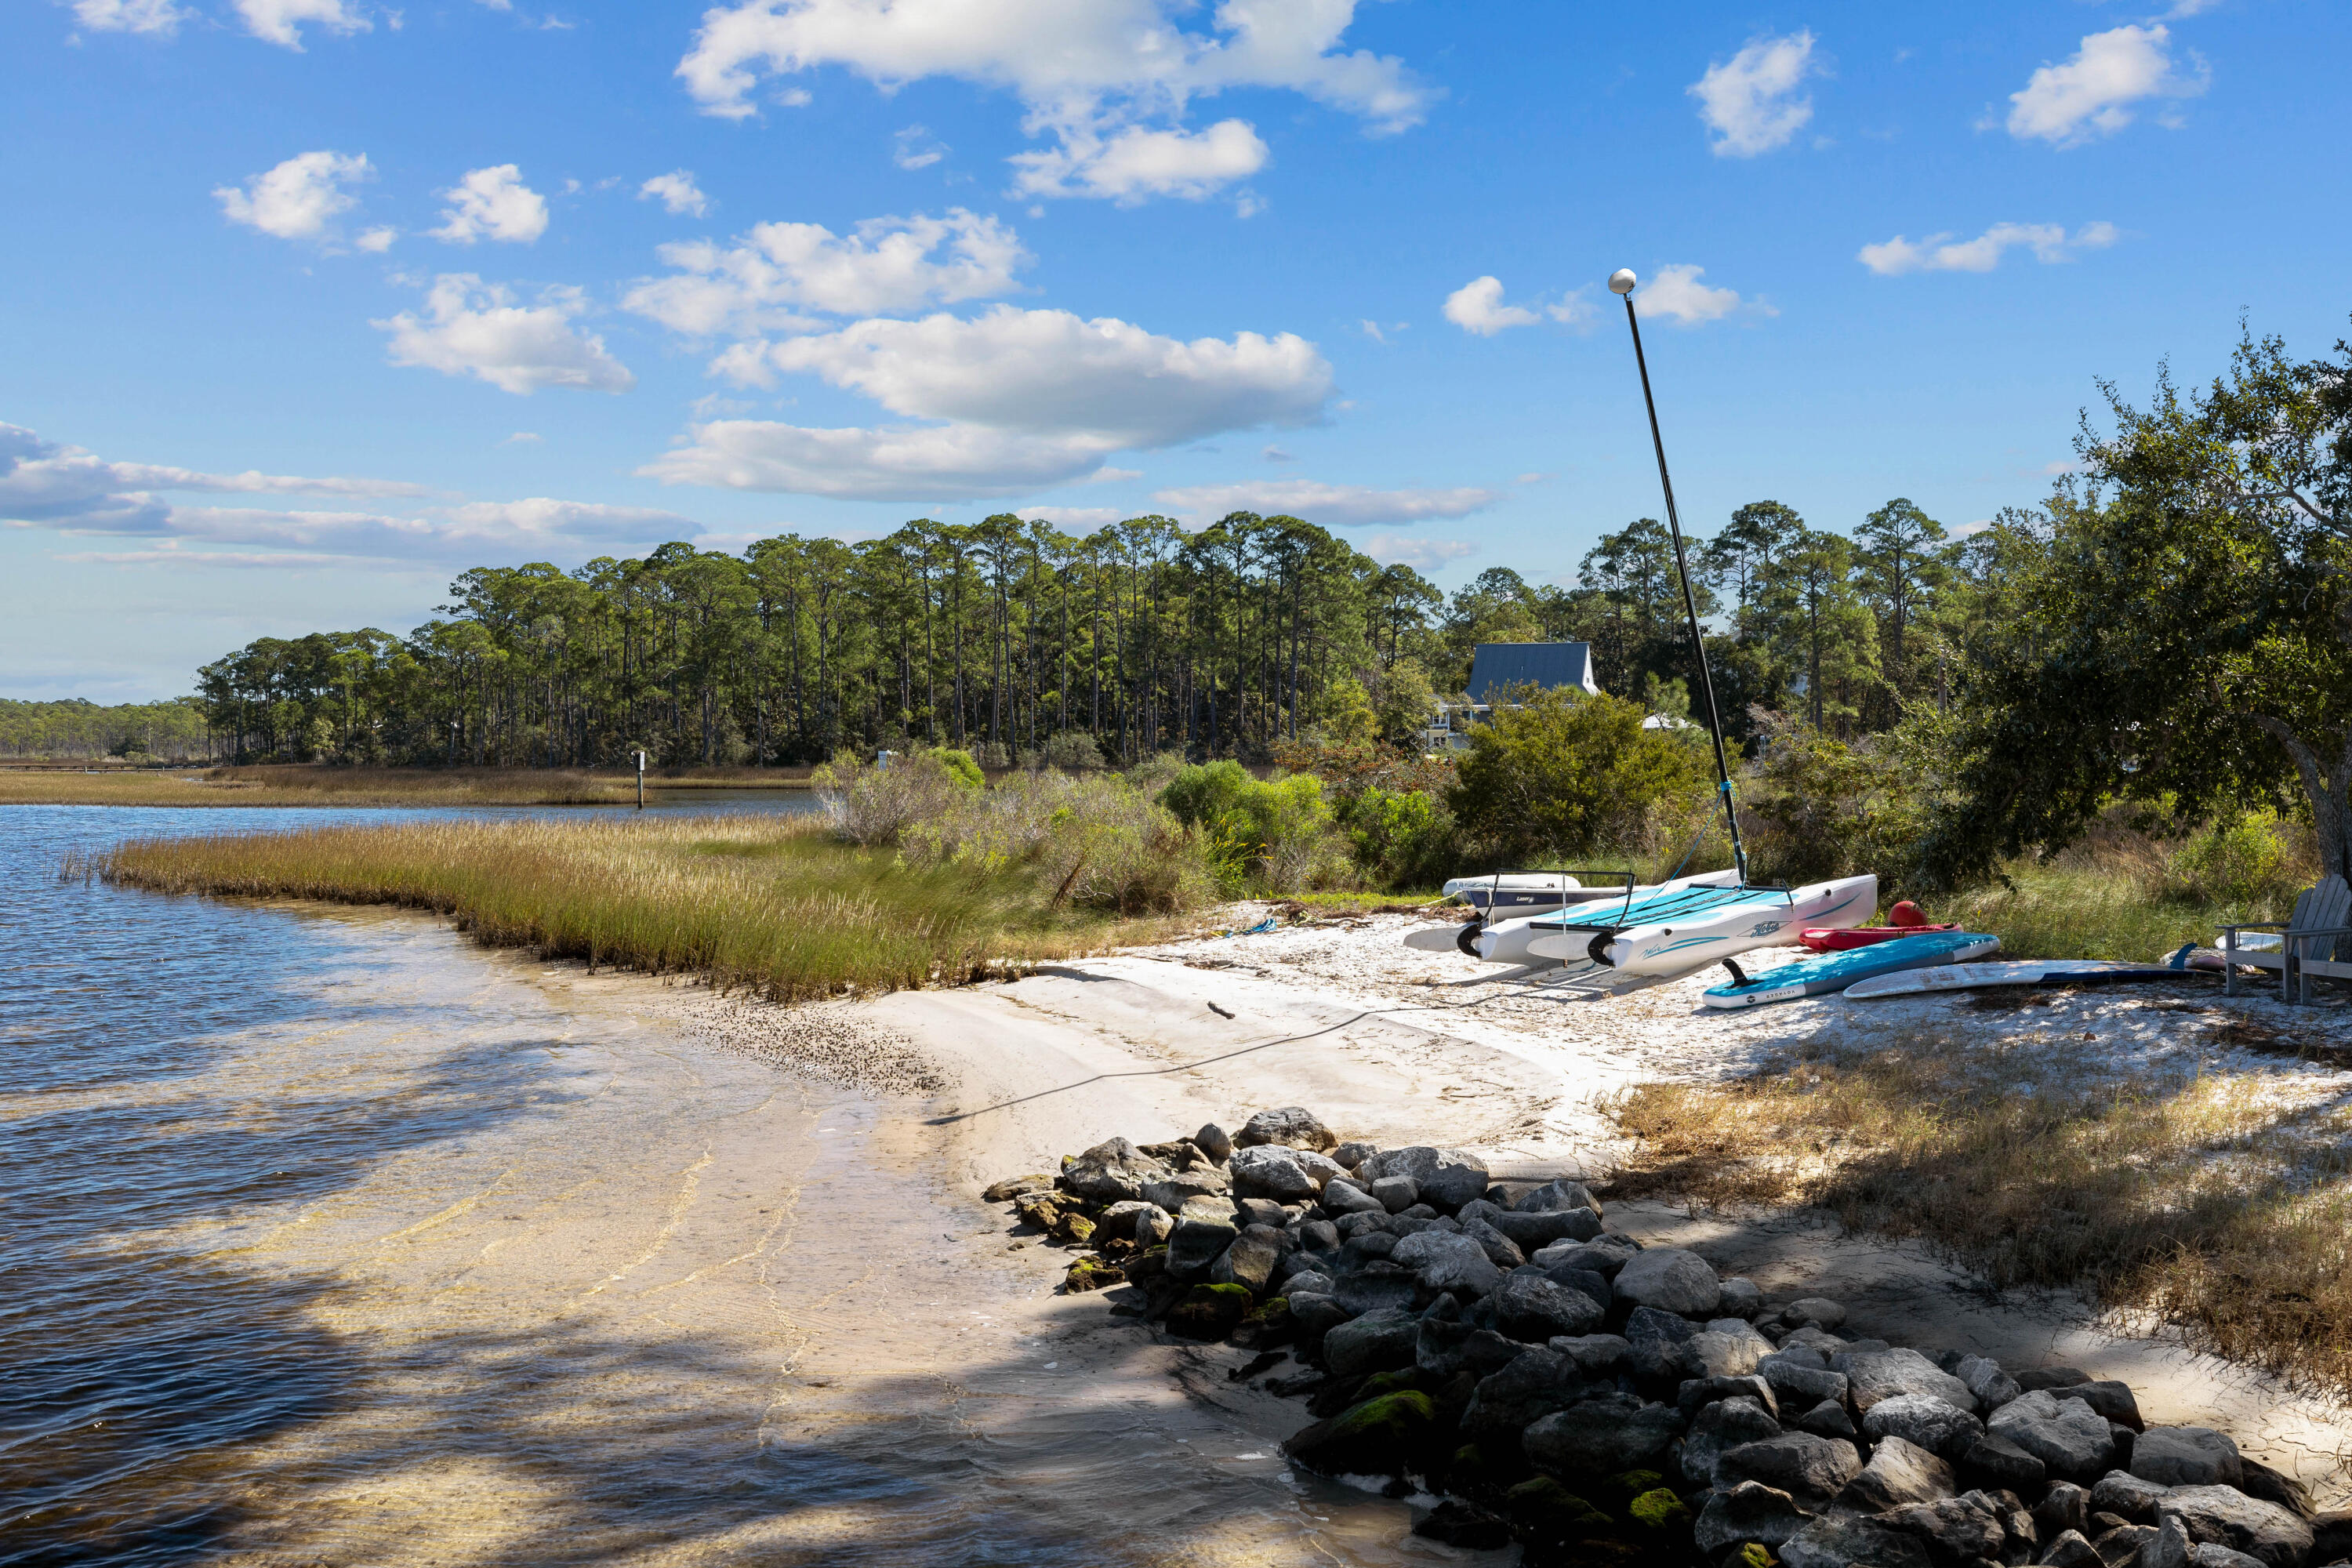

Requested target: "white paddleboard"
[
  {"left": 1843, "top": 960, "right": 2183, "bottom": 1000},
  {"left": 1520, "top": 873, "right": 1876, "bottom": 975}
]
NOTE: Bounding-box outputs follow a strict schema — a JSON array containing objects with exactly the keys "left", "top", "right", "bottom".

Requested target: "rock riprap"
[{"left": 986, "top": 1111, "right": 2330, "bottom": 1568}]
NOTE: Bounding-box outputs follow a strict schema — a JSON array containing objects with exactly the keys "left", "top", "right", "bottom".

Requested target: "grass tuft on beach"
[
  {"left": 97, "top": 815, "right": 1171, "bottom": 1000},
  {"left": 1606, "top": 1018, "right": 2352, "bottom": 1398}
]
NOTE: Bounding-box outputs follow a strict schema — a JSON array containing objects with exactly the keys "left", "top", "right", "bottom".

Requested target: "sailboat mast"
[{"left": 1610, "top": 268, "right": 1750, "bottom": 884}]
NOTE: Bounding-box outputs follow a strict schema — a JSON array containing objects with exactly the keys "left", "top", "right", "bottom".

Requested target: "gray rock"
[
  {"left": 1515, "top": 1177, "right": 1603, "bottom": 1215},
  {"left": 2038, "top": 1527, "right": 2103, "bottom": 1566},
  {"left": 2098, "top": 1523, "right": 2161, "bottom": 1564},
  {"left": 2052, "top": 1379, "right": 2145, "bottom": 1432},
  {"left": 1718, "top": 1431, "right": 1867, "bottom": 1505},
  {"left": 1613, "top": 1246, "right": 1722, "bottom": 1316},
  {"left": 1368, "top": 1175, "right": 1417, "bottom": 1213},
  {"left": 1062, "top": 1136, "right": 1170, "bottom": 1203},
  {"left": 1490, "top": 1271, "right": 1604, "bottom": 1341},
  {"left": 1281, "top": 1268, "right": 1335, "bottom": 1298},
  {"left": 2157, "top": 1485, "right": 2315, "bottom": 1568},
  {"left": 2239, "top": 1459, "right": 2317, "bottom": 1523},
  {"left": 1764, "top": 1357, "right": 1851, "bottom": 1410},
  {"left": 1329, "top": 1138, "right": 1374, "bottom": 1170},
  {"left": 1689, "top": 1320, "right": 1774, "bottom": 1378},
  {"left": 1683, "top": 1394, "right": 1784, "bottom": 1486},
  {"left": 1132, "top": 1204, "right": 1174, "bottom": 1248},
  {"left": 2136, "top": 1427, "right": 2246, "bottom": 1490},
  {"left": 2149, "top": 1514, "right": 2194, "bottom": 1568},
  {"left": 1333, "top": 1209, "right": 1390, "bottom": 1240},
  {"left": 1480, "top": 1206, "right": 1603, "bottom": 1250},
  {"left": 1956, "top": 1353, "right": 2024, "bottom": 1410},
  {"left": 1323, "top": 1306, "right": 1419, "bottom": 1377},
  {"left": 1782, "top": 1296, "right": 1848, "bottom": 1330},
  {"left": 2094, "top": 1468, "right": 2172, "bottom": 1523},
  {"left": 1331, "top": 1261, "right": 1419, "bottom": 1316},
  {"left": 1165, "top": 1213, "right": 1238, "bottom": 1280},
  {"left": 1192, "top": 1122, "right": 1233, "bottom": 1161},
  {"left": 2037, "top": 1481, "right": 2092, "bottom": 1541},
  {"left": 1838, "top": 1347, "right": 1980, "bottom": 1414},
  {"left": 1285, "top": 1291, "right": 1350, "bottom": 1337},
  {"left": 1864, "top": 1393, "right": 1987, "bottom": 1462},
  {"left": 1531, "top": 1236, "right": 1639, "bottom": 1277},
  {"left": 1990, "top": 1392, "right": 2118, "bottom": 1481},
  {"left": 1233, "top": 1197, "right": 1289, "bottom": 1230},
  {"left": 1098, "top": 1199, "right": 1160, "bottom": 1238},
  {"left": 1359, "top": 1145, "right": 1490, "bottom": 1211},
  {"left": 1210, "top": 1233, "right": 1280, "bottom": 1293},
  {"left": 1416, "top": 1317, "right": 1526, "bottom": 1379},
  {"left": 1523, "top": 1392, "right": 1685, "bottom": 1479},
  {"left": 1391, "top": 1228, "right": 1502, "bottom": 1298},
  {"left": 1293, "top": 1218, "right": 1339, "bottom": 1252},
  {"left": 1340, "top": 1231, "right": 1396, "bottom": 1269},
  {"left": 1460, "top": 1217, "right": 1526, "bottom": 1269},
  {"left": 1782, "top": 1325, "right": 1854, "bottom": 1356},
  {"left": 1962, "top": 1431, "right": 2050, "bottom": 1491},
  {"left": 1459, "top": 1347, "right": 1588, "bottom": 1443},
  {"left": 1795, "top": 1399, "right": 1858, "bottom": 1440},
  {"left": 1235, "top": 1107, "right": 1336, "bottom": 1152},
  {"left": 1718, "top": 1276, "right": 1765, "bottom": 1319},
  {"left": 1680, "top": 1373, "right": 1780, "bottom": 1421},
  {"left": 1878, "top": 1493, "right": 2009, "bottom": 1564},
  {"left": 1842, "top": 1433, "right": 1957, "bottom": 1511},
  {"left": 1229, "top": 1145, "right": 1321, "bottom": 1201},
  {"left": 1625, "top": 1305, "right": 1701, "bottom": 1382},
  {"left": 1547, "top": 1333, "right": 1631, "bottom": 1378},
  {"left": 1694, "top": 1480, "right": 1814, "bottom": 1555},
  {"left": 2191, "top": 1544, "right": 2270, "bottom": 1568},
  {"left": 1141, "top": 1167, "right": 1231, "bottom": 1211},
  {"left": 1778, "top": 1514, "right": 1934, "bottom": 1568},
  {"left": 1316, "top": 1179, "right": 1382, "bottom": 1217}
]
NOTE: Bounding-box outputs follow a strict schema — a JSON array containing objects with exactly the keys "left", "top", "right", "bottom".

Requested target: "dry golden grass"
[
  {"left": 97, "top": 814, "right": 1171, "bottom": 1001},
  {"left": 1606, "top": 1023, "right": 2352, "bottom": 1397},
  {"left": 3, "top": 766, "right": 634, "bottom": 808}
]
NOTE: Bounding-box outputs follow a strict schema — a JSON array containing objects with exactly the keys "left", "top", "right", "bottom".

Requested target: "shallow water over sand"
[{"left": 2, "top": 806, "right": 1434, "bottom": 1566}]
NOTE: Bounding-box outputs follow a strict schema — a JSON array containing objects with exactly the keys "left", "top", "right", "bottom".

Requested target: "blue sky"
[{"left": 4, "top": 0, "right": 2347, "bottom": 699}]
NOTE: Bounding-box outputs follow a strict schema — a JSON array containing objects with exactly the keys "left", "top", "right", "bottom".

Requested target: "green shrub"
[
  {"left": 813, "top": 750, "right": 975, "bottom": 846},
  {"left": 2161, "top": 809, "right": 2299, "bottom": 906},
  {"left": 923, "top": 746, "right": 985, "bottom": 789},
  {"left": 1741, "top": 710, "right": 1926, "bottom": 887},
  {"left": 1336, "top": 784, "right": 1461, "bottom": 890},
  {"left": 1447, "top": 688, "right": 1702, "bottom": 865},
  {"left": 1159, "top": 761, "right": 1348, "bottom": 895}
]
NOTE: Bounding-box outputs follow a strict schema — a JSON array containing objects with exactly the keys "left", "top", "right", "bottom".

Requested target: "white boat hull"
[
  {"left": 1520, "top": 874, "right": 1878, "bottom": 975},
  {"left": 1474, "top": 869, "right": 1743, "bottom": 964}
]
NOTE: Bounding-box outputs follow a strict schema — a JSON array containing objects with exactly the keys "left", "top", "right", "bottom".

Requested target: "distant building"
[{"left": 1423, "top": 641, "right": 1602, "bottom": 753}]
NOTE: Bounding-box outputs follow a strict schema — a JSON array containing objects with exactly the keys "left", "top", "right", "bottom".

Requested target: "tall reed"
[{"left": 100, "top": 815, "right": 1164, "bottom": 1000}]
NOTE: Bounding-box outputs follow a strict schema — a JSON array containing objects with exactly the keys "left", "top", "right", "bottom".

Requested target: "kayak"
[
  {"left": 1799, "top": 922, "right": 1959, "bottom": 952},
  {"left": 1519, "top": 874, "right": 1878, "bottom": 976},
  {"left": 1702, "top": 931, "right": 2000, "bottom": 1009},
  {"left": 1463, "top": 869, "right": 1743, "bottom": 964},
  {"left": 1843, "top": 960, "right": 2185, "bottom": 1000},
  {"left": 1406, "top": 869, "right": 1738, "bottom": 956}
]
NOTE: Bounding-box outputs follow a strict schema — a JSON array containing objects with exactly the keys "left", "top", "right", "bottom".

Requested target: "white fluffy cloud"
[
  {"left": 1363, "top": 534, "right": 1476, "bottom": 569},
  {"left": 893, "top": 125, "right": 948, "bottom": 169},
  {"left": 675, "top": 0, "right": 1428, "bottom": 203},
  {"left": 376, "top": 275, "right": 635, "bottom": 396},
  {"left": 1, "top": 422, "right": 422, "bottom": 536},
  {"left": 1008, "top": 119, "right": 1269, "bottom": 203},
  {"left": 234, "top": 0, "right": 368, "bottom": 49},
  {"left": 2004, "top": 24, "right": 2205, "bottom": 146},
  {"left": 735, "top": 306, "right": 1331, "bottom": 446},
  {"left": 624, "top": 209, "right": 1025, "bottom": 336},
  {"left": 1149, "top": 479, "right": 1501, "bottom": 528},
  {"left": 1442, "top": 277, "right": 1537, "bottom": 336},
  {"left": 215, "top": 151, "right": 373, "bottom": 241},
  {"left": 1632, "top": 264, "right": 1755, "bottom": 326},
  {"left": 1859, "top": 221, "right": 2120, "bottom": 276},
  {"left": 650, "top": 306, "right": 1333, "bottom": 500},
  {"left": 1690, "top": 31, "right": 1819, "bottom": 158},
  {"left": 641, "top": 421, "right": 1116, "bottom": 501},
  {"left": 71, "top": 0, "right": 188, "bottom": 34},
  {"left": 638, "top": 170, "right": 711, "bottom": 217},
  {"left": 433, "top": 165, "right": 550, "bottom": 245}
]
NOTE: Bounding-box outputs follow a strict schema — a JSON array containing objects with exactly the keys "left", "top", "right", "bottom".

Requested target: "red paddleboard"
[{"left": 1801, "top": 924, "right": 1960, "bottom": 952}]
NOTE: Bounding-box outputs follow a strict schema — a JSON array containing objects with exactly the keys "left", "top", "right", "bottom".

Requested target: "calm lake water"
[{"left": 1, "top": 804, "right": 1432, "bottom": 1567}]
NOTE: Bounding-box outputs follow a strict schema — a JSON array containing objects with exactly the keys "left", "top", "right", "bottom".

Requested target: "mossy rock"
[
  {"left": 1232, "top": 1296, "right": 1293, "bottom": 1348},
  {"left": 1627, "top": 1488, "right": 1691, "bottom": 1531},
  {"left": 1064, "top": 1256, "right": 1124, "bottom": 1292},
  {"left": 1281, "top": 1390, "right": 1440, "bottom": 1478},
  {"left": 1727, "top": 1545, "right": 1773, "bottom": 1568},
  {"left": 1603, "top": 1468, "right": 1667, "bottom": 1504},
  {"left": 1443, "top": 1442, "right": 1495, "bottom": 1499},
  {"left": 1054, "top": 1212, "right": 1097, "bottom": 1244},
  {"left": 1165, "top": 1282, "right": 1253, "bottom": 1341},
  {"left": 1355, "top": 1367, "right": 1436, "bottom": 1403},
  {"left": 1504, "top": 1475, "right": 1612, "bottom": 1550}
]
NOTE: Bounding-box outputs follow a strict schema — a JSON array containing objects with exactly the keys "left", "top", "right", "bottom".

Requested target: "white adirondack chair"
[{"left": 2222, "top": 875, "right": 2352, "bottom": 1004}]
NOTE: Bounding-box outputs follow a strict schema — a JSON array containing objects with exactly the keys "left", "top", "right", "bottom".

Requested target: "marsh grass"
[
  {"left": 99, "top": 815, "right": 1173, "bottom": 1000},
  {"left": 1607, "top": 1022, "right": 2352, "bottom": 1396},
  {"left": 3, "top": 765, "right": 637, "bottom": 808}
]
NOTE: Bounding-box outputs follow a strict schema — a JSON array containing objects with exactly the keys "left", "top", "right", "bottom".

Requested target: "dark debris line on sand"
[{"left": 987, "top": 1107, "right": 2351, "bottom": 1568}]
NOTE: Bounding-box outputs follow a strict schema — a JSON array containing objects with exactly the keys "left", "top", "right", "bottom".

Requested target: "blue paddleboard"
[{"left": 1701, "top": 931, "right": 2002, "bottom": 1009}]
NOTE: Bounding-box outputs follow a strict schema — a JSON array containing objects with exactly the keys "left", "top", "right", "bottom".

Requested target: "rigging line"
[{"left": 920, "top": 982, "right": 1574, "bottom": 1127}]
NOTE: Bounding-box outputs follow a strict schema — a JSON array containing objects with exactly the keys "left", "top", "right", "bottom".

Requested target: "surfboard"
[
  {"left": 1519, "top": 873, "right": 1876, "bottom": 975},
  {"left": 1842, "top": 960, "right": 2185, "bottom": 1000},
  {"left": 1700, "top": 931, "right": 2000, "bottom": 1009}
]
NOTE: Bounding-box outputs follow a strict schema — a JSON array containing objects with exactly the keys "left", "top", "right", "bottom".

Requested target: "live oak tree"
[{"left": 1922, "top": 326, "right": 2352, "bottom": 886}]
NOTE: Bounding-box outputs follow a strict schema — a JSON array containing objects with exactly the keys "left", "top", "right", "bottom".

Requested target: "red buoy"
[{"left": 1889, "top": 899, "right": 1928, "bottom": 927}]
